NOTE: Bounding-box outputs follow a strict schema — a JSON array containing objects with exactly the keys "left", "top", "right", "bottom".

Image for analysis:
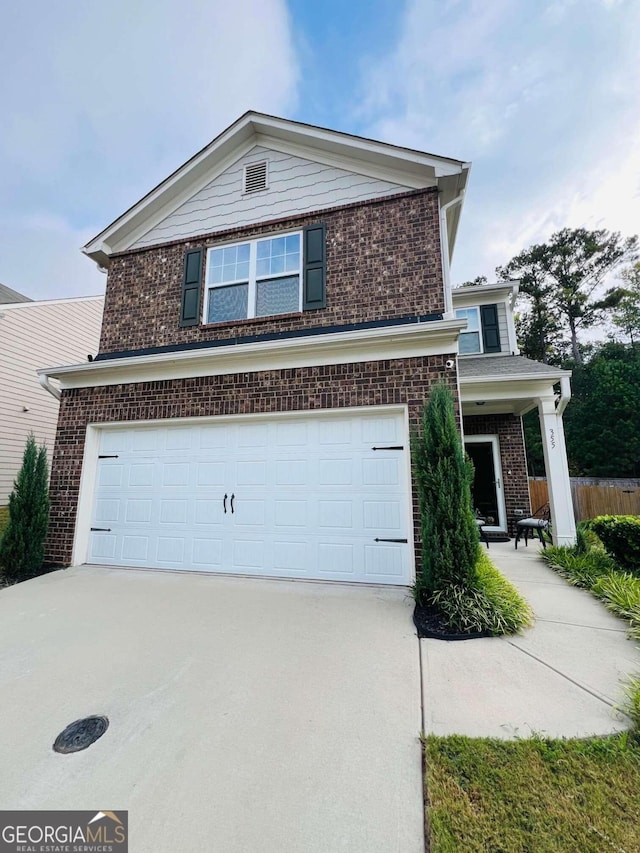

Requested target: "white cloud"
[
  {"left": 355, "top": 0, "right": 640, "bottom": 285},
  {"left": 0, "top": 216, "right": 105, "bottom": 300},
  {"left": 0, "top": 0, "right": 299, "bottom": 298}
]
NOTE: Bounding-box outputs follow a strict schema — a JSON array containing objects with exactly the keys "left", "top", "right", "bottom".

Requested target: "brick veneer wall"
[
  {"left": 46, "top": 355, "right": 457, "bottom": 570},
  {"left": 463, "top": 413, "right": 531, "bottom": 532},
  {"left": 98, "top": 188, "right": 444, "bottom": 355}
]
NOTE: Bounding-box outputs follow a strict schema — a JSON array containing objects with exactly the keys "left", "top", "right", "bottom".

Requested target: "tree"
[
  {"left": 498, "top": 228, "right": 638, "bottom": 363},
  {"left": 459, "top": 275, "right": 488, "bottom": 288},
  {"left": 563, "top": 342, "right": 640, "bottom": 477},
  {"left": 610, "top": 262, "right": 640, "bottom": 344},
  {"left": 413, "top": 385, "right": 479, "bottom": 602},
  {"left": 0, "top": 434, "right": 50, "bottom": 581}
]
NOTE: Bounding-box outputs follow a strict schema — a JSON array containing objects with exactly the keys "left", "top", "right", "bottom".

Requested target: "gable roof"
[
  {"left": 83, "top": 111, "right": 471, "bottom": 268},
  {"left": 0, "top": 283, "right": 31, "bottom": 304}
]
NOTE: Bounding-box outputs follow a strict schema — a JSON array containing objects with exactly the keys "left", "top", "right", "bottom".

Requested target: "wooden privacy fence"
[{"left": 529, "top": 477, "right": 640, "bottom": 522}]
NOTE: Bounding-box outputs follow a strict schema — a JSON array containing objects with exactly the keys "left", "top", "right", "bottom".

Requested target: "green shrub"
[
  {"left": 542, "top": 546, "right": 615, "bottom": 588},
  {"left": 592, "top": 573, "right": 640, "bottom": 621},
  {"left": 625, "top": 675, "right": 640, "bottom": 729},
  {"left": 587, "top": 515, "right": 640, "bottom": 573},
  {"left": 574, "top": 521, "right": 604, "bottom": 555},
  {"left": 430, "top": 551, "right": 533, "bottom": 636},
  {"left": 413, "top": 385, "right": 479, "bottom": 602},
  {"left": 0, "top": 434, "right": 50, "bottom": 582}
]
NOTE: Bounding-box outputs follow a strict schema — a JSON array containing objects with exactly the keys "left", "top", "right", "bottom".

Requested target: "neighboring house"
[
  {"left": 0, "top": 296, "right": 104, "bottom": 502},
  {"left": 39, "top": 112, "right": 576, "bottom": 583},
  {"left": 0, "top": 283, "right": 31, "bottom": 304}
]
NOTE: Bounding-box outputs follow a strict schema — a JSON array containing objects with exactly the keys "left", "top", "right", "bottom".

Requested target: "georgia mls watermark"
[{"left": 0, "top": 811, "right": 127, "bottom": 853}]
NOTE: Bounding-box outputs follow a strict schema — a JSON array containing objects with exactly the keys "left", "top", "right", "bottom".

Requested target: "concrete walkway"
[{"left": 421, "top": 541, "right": 640, "bottom": 739}]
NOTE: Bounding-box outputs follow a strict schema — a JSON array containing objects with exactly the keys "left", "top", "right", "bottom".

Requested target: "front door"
[{"left": 464, "top": 435, "right": 507, "bottom": 531}]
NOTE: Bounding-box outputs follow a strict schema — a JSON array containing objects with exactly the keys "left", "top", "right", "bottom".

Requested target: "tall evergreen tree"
[
  {"left": 413, "top": 385, "right": 479, "bottom": 601},
  {"left": 0, "top": 434, "right": 50, "bottom": 581},
  {"left": 498, "top": 228, "right": 638, "bottom": 363}
]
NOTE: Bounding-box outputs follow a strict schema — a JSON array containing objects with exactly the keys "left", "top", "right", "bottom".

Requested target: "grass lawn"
[{"left": 425, "top": 732, "right": 640, "bottom": 853}]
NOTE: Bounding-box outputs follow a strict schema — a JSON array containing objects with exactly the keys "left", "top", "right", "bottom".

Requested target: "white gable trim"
[{"left": 84, "top": 112, "right": 470, "bottom": 266}]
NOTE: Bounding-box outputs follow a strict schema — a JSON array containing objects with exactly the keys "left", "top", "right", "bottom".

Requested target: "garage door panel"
[
  {"left": 192, "top": 538, "right": 223, "bottom": 567},
  {"left": 98, "top": 463, "right": 124, "bottom": 488},
  {"left": 195, "top": 499, "right": 225, "bottom": 526},
  {"left": 122, "top": 535, "right": 150, "bottom": 561},
  {"left": 159, "top": 499, "right": 189, "bottom": 525},
  {"left": 156, "top": 537, "right": 186, "bottom": 564},
  {"left": 318, "top": 543, "right": 355, "bottom": 575},
  {"left": 273, "top": 540, "right": 308, "bottom": 572},
  {"left": 125, "top": 499, "right": 153, "bottom": 523},
  {"left": 362, "top": 457, "right": 400, "bottom": 486},
  {"left": 364, "top": 544, "right": 404, "bottom": 578},
  {"left": 88, "top": 411, "right": 411, "bottom": 584},
  {"left": 274, "top": 500, "right": 307, "bottom": 528},
  {"left": 363, "top": 501, "right": 402, "bottom": 531}
]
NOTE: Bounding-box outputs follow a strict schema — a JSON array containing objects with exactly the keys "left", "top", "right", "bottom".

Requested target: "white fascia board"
[
  {"left": 97, "top": 137, "right": 259, "bottom": 256},
  {"left": 253, "top": 133, "right": 436, "bottom": 190},
  {"left": 39, "top": 319, "right": 466, "bottom": 391},
  {"left": 452, "top": 282, "right": 518, "bottom": 303},
  {"left": 0, "top": 294, "right": 104, "bottom": 312},
  {"left": 460, "top": 378, "right": 560, "bottom": 404}
]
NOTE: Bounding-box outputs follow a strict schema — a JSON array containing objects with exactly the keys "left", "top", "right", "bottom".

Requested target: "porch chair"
[
  {"left": 514, "top": 503, "right": 551, "bottom": 550},
  {"left": 474, "top": 510, "right": 490, "bottom": 549}
]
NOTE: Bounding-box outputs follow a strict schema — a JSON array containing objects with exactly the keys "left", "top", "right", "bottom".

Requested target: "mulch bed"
[{"left": 413, "top": 602, "right": 491, "bottom": 641}]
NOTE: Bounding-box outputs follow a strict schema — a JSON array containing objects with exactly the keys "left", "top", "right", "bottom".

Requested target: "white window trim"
[
  {"left": 203, "top": 230, "right": 303, "bottom": 324},
  {"left": 455, "top": 306, "right": 484, "bottom": 355}
]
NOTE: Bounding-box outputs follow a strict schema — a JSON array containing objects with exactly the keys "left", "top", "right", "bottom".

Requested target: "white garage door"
[{"left": 87, "top": 411, "right": 411, "bottom": 585}]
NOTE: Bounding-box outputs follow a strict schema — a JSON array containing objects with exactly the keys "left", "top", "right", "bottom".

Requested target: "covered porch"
[{"left": 458, "top": 355, "right": 576, "bottom": 547}]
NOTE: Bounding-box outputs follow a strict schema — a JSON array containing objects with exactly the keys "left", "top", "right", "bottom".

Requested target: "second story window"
[
  {"left": 205, "top": 232, "right": 302, "bottom": 324},
  {"left": 456, "top": 307, "right": 482, "bottom": 354}
]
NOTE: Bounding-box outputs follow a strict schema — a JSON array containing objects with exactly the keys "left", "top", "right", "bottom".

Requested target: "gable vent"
[{"left": 243, "top": 161, "right": 268, "bottom": 194}]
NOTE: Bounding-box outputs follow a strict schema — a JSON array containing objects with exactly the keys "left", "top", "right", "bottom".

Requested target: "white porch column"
[{"left": 537, "top": 396, "right": 576, "bottom": 546}]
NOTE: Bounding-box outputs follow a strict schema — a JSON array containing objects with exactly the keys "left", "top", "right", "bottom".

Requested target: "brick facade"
[
  {"left": 98, "top": 188, "right": 444, "bottom": 355},
  {"left": 46, "top": 355, "right": 457, "bottom": 568},
  {"left": 463, "top": 413, "right": 531, "bottom": 532}
]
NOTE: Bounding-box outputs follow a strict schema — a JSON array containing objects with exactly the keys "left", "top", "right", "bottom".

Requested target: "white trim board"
[{"left": 39, "top": 319, "right": 466, "bottom": 391}]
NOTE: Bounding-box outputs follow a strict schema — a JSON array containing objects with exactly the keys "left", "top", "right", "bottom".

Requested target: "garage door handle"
[
  {"left": 374, "top": 538, "right": 408, "bottom": 543},
  {"left": 223, "top": 493, "right": 227, "bottom": 514},
  {"left": 91, "top": 527, "right": 111, "bottom": 532},
  {"left": 230, "top": 493, "right": 235, "bottom": 514}
]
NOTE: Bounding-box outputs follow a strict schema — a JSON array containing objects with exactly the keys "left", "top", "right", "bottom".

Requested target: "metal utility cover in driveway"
[{"left": 0, "top": 566, "right": 423, "bottom": 853}]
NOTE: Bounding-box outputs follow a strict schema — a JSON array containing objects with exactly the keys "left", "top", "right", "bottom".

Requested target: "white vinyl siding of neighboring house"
[
  {"left": 131, "top": 146, "right": 413, "bottom": 250},
  {"left": 0, "top": 297, "right": 104, "bottom": 502}
]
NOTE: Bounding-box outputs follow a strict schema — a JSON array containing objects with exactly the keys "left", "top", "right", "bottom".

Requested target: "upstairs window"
[
  {"left": 205, "top": 232, "right": 302, "bottom": 324},
  {"left": 455, "top": 304, "right": 502, "bottom": 354},
  {"left": 456, "top": 307, "right": 482, "bottom": 354}
]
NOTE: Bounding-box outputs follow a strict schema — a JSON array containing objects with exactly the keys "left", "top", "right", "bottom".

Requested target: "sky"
[{"left": 0, "top": 0, "right": 638, "bottom": 300}]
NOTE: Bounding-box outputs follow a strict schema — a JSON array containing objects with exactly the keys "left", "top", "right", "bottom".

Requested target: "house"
[
  {"left": 38, "top": 112, "right": 576, "bottom": 583},
  {"left": 0, "top": 295, "right": 104, "bottom": 502},
  {"left": 0, "top": 283, "right": 31, "bottom": 304}
]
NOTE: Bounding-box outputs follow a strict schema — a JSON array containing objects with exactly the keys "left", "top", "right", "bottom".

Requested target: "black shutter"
[
  {"left": 303, "top": 223, "right": 326, "bottom": 310},
  {"left": 480, "top": 304, "right": 501, "bottom": 353},
  {"left": 180, "top": 248, "right": 203, "bottom": 327}
]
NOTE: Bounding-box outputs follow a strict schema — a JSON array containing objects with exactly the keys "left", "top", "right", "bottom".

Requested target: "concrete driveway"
[{"left": 0, "top": 566, "right": 424, "bottom": 852}]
